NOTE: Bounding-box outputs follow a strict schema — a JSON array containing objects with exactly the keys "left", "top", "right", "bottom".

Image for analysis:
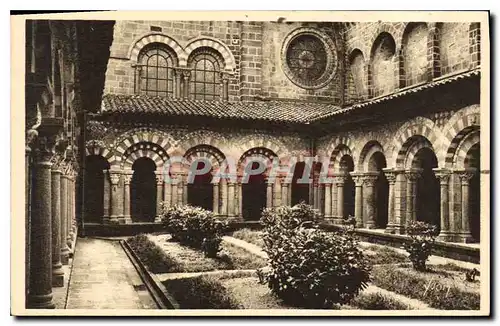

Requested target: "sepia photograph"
[{"left": 10, "top": 10, "right": 490, "bottom": 316}]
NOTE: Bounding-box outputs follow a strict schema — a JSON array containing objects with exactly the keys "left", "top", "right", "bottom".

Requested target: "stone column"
[
  {"left": 66, "top": 174, "right": 74, "bottom": 249},
  {"left": 335, "top": 175, "right": 346, "bottom": 218},
  {"left": 238, "top": 181, "right": 243, "bottom": 218},
  {"left": 222, "top": 77, "right": 229, "bottom": 101},
  {"left": 434, "top": 168, "right": 452, "bottom": 241},
  {"left": 220, "top": 178, "right": 228, "bottom": 216},
  {"left": 313, "top": 175, "right": 320, "bottom": 210},
  {"left": 273, "top": 177, "right": 282, "bottom": 207},
  {"left": 177, "top": 175, "right": 184, "bottom": 205},
  {"left": 323, "top": 181, "right": 332, "bottom": 218},
  {"left": 458, "top": 169, "right": 475, "bottom": 243},
  {"left": 383, "top": 169, "right": 398, "bottom": 233},
  {"left": 163, "top": 178, "right": 172, "bottom": 208},
  {"left": 330, "top": 182, "right": 340, "bottom": 224},
  {"left": 108, "top": 170, "right": 121, "bottom": 224},
  {"left": 350, "top": 173, "right": 364, "bottom": 228},
  {"left": 405, "top": 169, "right": 422, "bottom": 225},
  {"left": 59, "top": 172, "right": 70, "bottom": 265},
  {"left": 182, "top": 70, "right": 191, "bottom": 100},
  {"left": 228, "top": 181, "right": 236, "bottom": 217},
  {"left": 363, "top": 173, "right": 379, "bottom": 229},
  {"left": 282, "top": 182, "right": 290, "bottom": 207},
  {"left": 102, "top": 169, "right": 110, "bottom": 223},
  {"left": 28, "top": 135, "right": 56, "bottom": 309},
  {"left": 213, "top": 182, "right": 220, "bottom": 215},
  {"left": 182, "top": 176, "right": 188, "bottom": 204},
  {"left": 50, "top": 165, "right": 64, "bottom": 287},
  {"left": 123, "top": 172, "right": 132, "bottom": 224},
  {"left": 174, "top": 69, "right": 182, "bottom": 99},
  {"left": 266, "top": 180, "right": 273, "bottom": 208},
  {"left": 155, "top": 172, "right": 163, "bottom": 222}
]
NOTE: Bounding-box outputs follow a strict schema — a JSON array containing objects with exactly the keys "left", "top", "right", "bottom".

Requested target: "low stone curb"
[{"left": 120, "top": 240, "right": 180, "bottom": 309}]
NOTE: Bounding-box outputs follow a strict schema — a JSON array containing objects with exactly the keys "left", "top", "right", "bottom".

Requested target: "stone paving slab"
[{"left": 65, "top": 237, "right": 157, "bottom": 309}]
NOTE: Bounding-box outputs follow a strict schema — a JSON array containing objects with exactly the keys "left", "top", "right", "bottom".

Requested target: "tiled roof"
[
  {"left": 98, "top": 68, "right": 479, "bottom": 125},
  {"left": 100, "top": 94, "right": 342, "bottom": 124},
  {"left": 309, "top": 68, "right": 481, "bottom": 123}
]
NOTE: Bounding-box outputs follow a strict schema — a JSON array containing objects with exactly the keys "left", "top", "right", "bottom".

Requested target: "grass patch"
[
  {"left": 231, "top": 228, "right": 265, "bottom": 248},
  {"left": 363, "top": 244, "right": 408, "bottom": 265},
  {"left": 162, "top": 275, "right": 242, "bottom": 309},
  {"left": 371, "top": 265, "right": 480, "bottom": 310},
  {"left": 150, "top": 234, "right": 267, "bottom": 273},
  {"left": 350, "top": 291, "right": 411, "bottom": 310},
  {"left": 126, "top": 234, "right": 178, "bottom": 273}
]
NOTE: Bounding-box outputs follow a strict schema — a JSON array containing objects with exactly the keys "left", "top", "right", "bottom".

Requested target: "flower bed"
[{"left": 149, "top": 234, "right": 267, "bottom": 272}]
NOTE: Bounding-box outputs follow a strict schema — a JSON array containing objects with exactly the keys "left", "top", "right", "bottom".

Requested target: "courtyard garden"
[{"left": 125, "top": 203, "right": 480, "bottom": 311}]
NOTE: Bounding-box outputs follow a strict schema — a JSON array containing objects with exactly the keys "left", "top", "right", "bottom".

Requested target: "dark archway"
[
  {"left": 84, "top": 155, "right": 110, "bottom": 223},
  {"left": 368, "top": 152, "right": 389, "bottom": 228},
  {"left": 242, "top": 161, "right": 267, "bottom": 221},
  {"left": 466, "top": 143, "right": 480, "bottom": 242},
  {"left": 414, "top": 148, "right": 440, "bottom": 230},
  {"left": 131, "top": 157, "right": 157, "bottom": 222},
  {"left": 340, "top": 155, "right": 355, "bottom": 218},
  {"left": 187, "top": 160, "right": 214, "bottom": 210},
  {"left": 291, "top": 162, "right": 310, "bottom": 205}
]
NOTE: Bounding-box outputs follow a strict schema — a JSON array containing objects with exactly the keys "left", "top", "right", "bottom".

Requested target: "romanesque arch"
[
  {"left": 239, "top": 146, "right": 278, "bottom": 220},
  {"left": 183, "top": 144, "right": 226, "bottom": 211},
  {"left": 122, "top": 142, "right": 169, "bottom": 170},
  {"left": 112, "top": 127, "right": 175, "bottom": 167},
  {"left": 184, "top": 36, "right": 236, "bottom": 71},
  {"left": 390, "top": 116, "right": 442, "bottom": 168},
  {"left": 235, "top": 134, "right": 289, "bottom": 165},
  {"left": 128, "top": 32, "right": 185, "bottom": 63},
  {"left": 174, "top": 130, "right": 229, "bottom": 159},
  {"left": 85, "top": 139, "right": 113, "bottom": 163},
  {"left": 441, "top": 104, "right": 480, "bottom": 168}
]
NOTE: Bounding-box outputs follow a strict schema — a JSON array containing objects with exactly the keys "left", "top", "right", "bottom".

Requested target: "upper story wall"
[
  {"left": 104, "top": 20, "right": 344, "bottom": 104},
  {"left": 343, "top": 21, "right": 481, "bottom": 105}
]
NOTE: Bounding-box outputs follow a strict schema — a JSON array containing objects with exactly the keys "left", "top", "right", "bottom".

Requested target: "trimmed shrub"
[
  {"left": 126, "top": 234, "right": 178, "bottom": 273},
  {"left": 404, "top": 221, "right": 439, "bottom": 271},
  {"left": 160, "top": 204, "right": 228, "bottom": 258},
  {"left": 258, "top": 203, "right": 371, "bottom": 308}
]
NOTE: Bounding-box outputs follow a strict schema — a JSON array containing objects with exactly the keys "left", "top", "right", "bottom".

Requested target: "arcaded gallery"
[{"left": 25, "top": 18, "right": 485, "bottom": 308}]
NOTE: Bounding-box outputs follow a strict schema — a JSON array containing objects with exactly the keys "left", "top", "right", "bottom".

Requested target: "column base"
[
  {"left": 27, "top": 293, "right": 55, "bottom": 309},
  {"left": 385, "top": 223, "right": 404, "bottom": 234},
  {"left": 457, "top": 232, "right": 475, "bottom": 243},
  {"left": 60, "top": 248, "right": 70, "bottom": 265},
  {"left": 51, "top": 264, "right": 65, "bottom": 287},
  {"left": 364, "top": 221, "right": 377, "bottom": 229},
  {"left": 154, "top": 216, "right": 162, "bottom": 223},
  {"left": 108, "top": 216, "right": 120, "bottom": 224},
  {"left": 124, "top": 216, "right": 132, "bottom": 224},
  {"left": 437, "top": 231, "right": 456, "bottom": 242},
  {"left": 102, "top": 216, "right": 110, "bottom": 224}
]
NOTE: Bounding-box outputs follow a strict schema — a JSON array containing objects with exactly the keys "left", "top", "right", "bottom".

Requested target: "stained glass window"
[{"left": 138, "top": 43, "right": 175, "bottom": 97}]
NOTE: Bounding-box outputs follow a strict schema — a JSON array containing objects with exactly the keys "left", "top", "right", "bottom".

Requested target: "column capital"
[
  {"left": 333, "top": 173, "right": 347, "bottom": 185},
  {"left": 433, "top": 168, "right": 452, "bottom": 185},
  {"left": 405, "top": 168, "right": 423, "bottom": 181},
  {"left": 109, "top": 172, "right": 121, "bottom": 185},
  {"left": 457, "top": 168, "right": 476, "bottom": 184},
  {"left": 155, "top": 171, "right": 164, "bottom": 185},
  {"left": 362, "top": 173, "right": 379, "bottom": 186},
  {"left": 123, "top": 173, "right": 133, "bottom": 185},
  {"left": 349, "top": 172, "right": 365, "bottom": 186},
  {"left": 382, "top": 168, "right": 397, "bottom": 184}
]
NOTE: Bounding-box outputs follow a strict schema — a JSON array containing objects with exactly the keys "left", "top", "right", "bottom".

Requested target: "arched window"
[
  {"left": 188, "top": 48, "right": 223, "bottom": 101},
  {"left": 137, "top": 43, "right": 176, "bottom": 97}
]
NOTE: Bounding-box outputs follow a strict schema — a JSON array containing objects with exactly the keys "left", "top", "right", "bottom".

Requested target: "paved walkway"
[{"left": 66, "top": 238, "right": 157, "bottom": 309}]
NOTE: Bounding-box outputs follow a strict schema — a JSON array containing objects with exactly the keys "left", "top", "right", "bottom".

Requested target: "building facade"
[
  {"left": 86, "top": 20, "right": 483, "bottom": 245},
  {"left": 23, "top": 18, "right": 485, "bottom": 309}
]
